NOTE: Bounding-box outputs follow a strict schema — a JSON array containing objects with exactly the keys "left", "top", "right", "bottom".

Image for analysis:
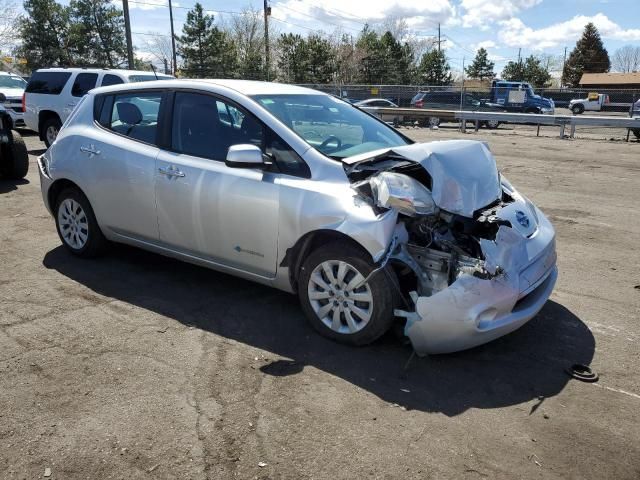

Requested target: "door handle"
[
  {"left": 80, "top": 145, "right": 100, "bottom": 156},
  {"left": 67, "top": 102, "right": 77, "bottom": 107},
  {"left": 158, "top": 166, "right": 185, "bottom": 178}
]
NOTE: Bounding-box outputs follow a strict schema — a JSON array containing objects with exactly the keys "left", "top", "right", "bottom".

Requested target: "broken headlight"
[{"left": 370, "top": 172, "right": 436, "bottom": 217}]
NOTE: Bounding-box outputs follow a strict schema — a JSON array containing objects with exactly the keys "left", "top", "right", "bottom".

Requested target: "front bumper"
[{"left": 404, "top": 204, "right": 558, "bottom": 355}]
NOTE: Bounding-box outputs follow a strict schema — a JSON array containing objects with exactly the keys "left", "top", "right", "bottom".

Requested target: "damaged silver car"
[{"left": 38, "top": 80, "right": 557, "bottom": 355}]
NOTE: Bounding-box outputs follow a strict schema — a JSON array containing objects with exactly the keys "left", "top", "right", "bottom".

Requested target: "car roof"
[
  {"left": 91, "top": 79, "right": 325, "bottom": 96},
  {"left": 33, "top": 67, "right": 172, "bottom": 77}
]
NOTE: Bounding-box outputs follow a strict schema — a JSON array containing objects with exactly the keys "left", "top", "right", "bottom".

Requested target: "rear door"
[
  {"left": 155, "top": 91, "right": 280, "bottom": 277},
  {"left": 65, "top": 72, "right": 99, "bottom": 120},
  {"left": 87, "top": 90, "right": 165, "bottom": 242}
]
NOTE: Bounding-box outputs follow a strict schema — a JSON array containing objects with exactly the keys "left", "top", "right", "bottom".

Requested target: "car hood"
[
  {"left": 343, "top": 140, "right": 502, "bottom": 218},
  {"left": 0, "top": 87, "right": 24, "bottom": 100}
]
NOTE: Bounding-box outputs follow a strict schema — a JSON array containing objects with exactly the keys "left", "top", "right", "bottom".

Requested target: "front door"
[{"left": 155, "top": 91, "right": 280, "bottom": 278}]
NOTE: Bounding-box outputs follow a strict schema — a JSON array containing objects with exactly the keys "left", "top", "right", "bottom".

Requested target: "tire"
[
  {"left": 54, "top": 188, "right": 107, "bottom": 257},
  {"left": 298, "top": 242, "right": 396, "bottom": 346},
  {"left": 571, "top": 104, "right": 584, "bottom": 115},
  {"left": 0, "top": 130, "right": 29, "bottom": 179},
  {"left": 41, "top": 116, "right": 62, "bottom": 148},
  {"left": 483, "top": 120, "right": 500, "bottom": 129},
  {"left": 428, "top": 116, "right": 441, "bottom": 127},
  {"left": 633, "top": 129, "right": 640, "bottom": 140}
]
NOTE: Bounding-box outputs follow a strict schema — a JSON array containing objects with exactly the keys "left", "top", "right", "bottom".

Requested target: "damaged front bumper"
[{"left": 398, "top": 207, "right": 557, "bottom": 355}]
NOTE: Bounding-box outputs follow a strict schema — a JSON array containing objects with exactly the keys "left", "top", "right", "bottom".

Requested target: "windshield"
[
  {"left": 251, "top": 94, "right": 410, "bottom": 159},
  {"left": 0, "top": 75, "right": 27, "bottom": 89},
  {"left": 128, "top": 74, "right": 173, "bottom": 82}
]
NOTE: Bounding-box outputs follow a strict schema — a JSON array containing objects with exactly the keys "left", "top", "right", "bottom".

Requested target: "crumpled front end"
[{"left": 345, "top": 140, "right": 558, "bottom": 355}]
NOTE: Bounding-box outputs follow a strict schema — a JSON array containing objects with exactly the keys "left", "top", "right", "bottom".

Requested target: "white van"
[{"left": 24, "top": 68, "right": 173, "bottom": 146}]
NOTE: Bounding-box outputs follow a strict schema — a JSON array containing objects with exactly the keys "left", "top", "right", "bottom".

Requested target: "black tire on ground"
[
  {"left": 41, "top": 116, "right": 62, "bottom": 148},
  {"left": 571, "top": 104, "right": 585, "bottom": 115},
  {"left": 54, "top": 187, "right": 107, "bottom": 258},
  {"left": 0, "top": 130, "right": 29, "bottom": 179},
  {"left": 483, "top": 120, "right": 501, "bottom": 129},
  {"left": 632, "top": 129, "right": 640, "bottom": 140},
  {"left": 298, "top": 242, "right": 397, "bottom": 346}
]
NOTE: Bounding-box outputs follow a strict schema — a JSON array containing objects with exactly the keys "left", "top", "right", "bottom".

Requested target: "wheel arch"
[
  {"left": 281, "top": 229, "right": 373, "bottom": 293},
  {"left": 48, "top": 178, "right": 85, "bottom": 213}
]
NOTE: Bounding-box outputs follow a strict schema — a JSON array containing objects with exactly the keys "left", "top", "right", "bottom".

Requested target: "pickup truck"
[
  {"left": 0, "top": 93, "right": 29, "bottom": 179},
  {"left": 486, "top": 80, "right": 555, "bottom": 114},
  {"left": 568, "top": 93, "right": 611, "bottom": 114}
]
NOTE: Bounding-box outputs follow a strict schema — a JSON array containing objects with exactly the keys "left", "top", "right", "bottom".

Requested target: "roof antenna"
[{"left": 150, "top": 63, "right": 158, "bottom": 80}]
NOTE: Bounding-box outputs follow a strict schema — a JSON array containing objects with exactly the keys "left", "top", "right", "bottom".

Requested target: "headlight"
[{"left": 369, "top": 172, "right": 436, "bottom": 216}]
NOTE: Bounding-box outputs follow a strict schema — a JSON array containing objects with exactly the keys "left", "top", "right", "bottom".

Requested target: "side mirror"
[
  {"left": 225, "top": 144, "right": 265, "bottom": 169},
  {"left": 0, "top": 93, "right": 6, "bottom": 103}
]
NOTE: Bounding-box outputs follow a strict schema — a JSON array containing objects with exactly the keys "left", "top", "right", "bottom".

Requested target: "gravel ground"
[{"left": 1, "top": 127, "right": 639, "bottom": 479}]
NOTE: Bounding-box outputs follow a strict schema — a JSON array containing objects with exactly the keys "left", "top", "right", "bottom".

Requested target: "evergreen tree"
[
  {"left": 355, "top": 26, "right": 414, "bottom": 84},
  {"left": 177, "top": 3, "right": 237, "bottom": 78},
  {"left": 276, "top": 33, "right": 308, "bottom": 83},
  {"left": 563, "top": 22, "right": 610, "bottom": 87},
  {"left": 502, "top": 55, "right": 552, "bottom": 88},
  {"left": 18, "top": 0, "right": 72, "bottom": 69},
  {"left": 305, "top": 35, "right": 336, "bottom": 83},
  {"left": 416, "top": 49, "right": 452, "bottom": 86},
  {"left": 465, "top": 48, "right": 495, "bottom": 81},
  {"left": 69, "top": 0, "right": 127, "bottom": 68}
]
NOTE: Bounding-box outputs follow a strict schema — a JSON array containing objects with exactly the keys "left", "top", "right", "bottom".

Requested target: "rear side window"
[
  {"left": 101, "top": 74, "right": 124, "bottom": 87},
  {"left": 25, "top": 71, "right": 72, "bottom": 94},
  {"left": 99, "top": 92, "right": 162, "bottom": 144},
  {"left": 71, "top": 73, "right": 98, "bottom": 97}
]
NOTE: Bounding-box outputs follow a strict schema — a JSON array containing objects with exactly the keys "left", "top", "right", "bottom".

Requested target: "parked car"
[
  {"left": 0, "top": 95, "right": 28, "bottom": 179},
  {"left": 0, "top": 71, "right": 27, "bottom": 128},
  {"left": 24, "top": 68, "right": 173, "bottom": 147},
  {"left": 410, "top": 91, "right": 504, "bottom": 128},
  {"left": 632, "top": 99, "right": 640, "bottom": 140},
  {"left": 355, "top": 98, "right": 401, "bottom": 124},
  {"left": 38, "top": 80, "right": 557, "bottom": 355}
]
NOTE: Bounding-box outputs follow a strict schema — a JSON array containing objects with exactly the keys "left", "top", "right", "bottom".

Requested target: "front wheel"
[
  {"left": 54, "top": 188, "right": 107, "bottom": 257},
  {"left": 484, "top": 120, "right": 500, "bottom": 129},
  {"left": 571, "top": 104, "right": 584, "bottom": 115},
  {"left": 298, "top": 243, "right": 396, "bottom": 346}
]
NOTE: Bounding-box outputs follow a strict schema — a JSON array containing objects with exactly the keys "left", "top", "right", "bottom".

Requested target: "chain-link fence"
[{"left": 298, "top": 83, "right": 639, "bottom": 113}]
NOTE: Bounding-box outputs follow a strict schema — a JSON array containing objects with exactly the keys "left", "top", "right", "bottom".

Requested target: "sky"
[{"left": 16, "top": 0, "right": 640, "bottom": 74}]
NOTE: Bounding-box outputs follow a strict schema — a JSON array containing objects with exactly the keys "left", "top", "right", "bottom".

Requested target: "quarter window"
[
  {"left": 71, "top": 73, "right": 98, "bottom": 97},
  {"left": 101, "top": 74, "right": 125, "bottom": 87},
  {"left": 105, "top": 92, "right": 162, "bottom": 144},
  {"left": 25, "top": 71, "right": 72, "bottom": 95}
]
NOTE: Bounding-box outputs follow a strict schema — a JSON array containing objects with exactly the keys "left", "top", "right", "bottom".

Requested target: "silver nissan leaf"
[{"left": 38, "top": 80, "right": 557, "bottom": 355}]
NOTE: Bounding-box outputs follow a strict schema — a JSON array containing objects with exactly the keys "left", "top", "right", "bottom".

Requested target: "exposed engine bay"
[{"left": 342, "top": 140, "right": 557, "bottom": 354}]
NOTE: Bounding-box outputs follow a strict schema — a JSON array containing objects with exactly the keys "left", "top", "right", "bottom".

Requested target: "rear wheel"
[
  {"left": 571, "top": 104, "right": 585, "bottom": 115},
  {"left": 0, "top": 130, "right": 28, "bottom": 179},
  {"left": 428, "top": 116, "right": 441, "bottom": 127},
  {"left": 484, "top": 120, "right": 500, "bottom": 129},
  {"left": 632, "top": 129, "right": 640, "bottom": 140},
  {"left": 298, "top": 242, "right": 396, "bottom": 346},
  {"left": 41, "top": 116, "right": 62, "bottom": 148},
  {"left": 54, "top": 188, "right": 107, "bottom": 257}
]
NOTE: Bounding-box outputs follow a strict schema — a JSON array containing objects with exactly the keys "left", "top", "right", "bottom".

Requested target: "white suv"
[
  {"left": 24, "top": 68, "right": 173, "bottom": 147},
  {"left": 0, "top": 71, "right": 27, "bottom": 129}
]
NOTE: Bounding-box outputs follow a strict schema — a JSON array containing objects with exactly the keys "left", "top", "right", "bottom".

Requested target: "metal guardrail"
[{"left": 362, "top": 107, "right": 640, "bottom": 140}]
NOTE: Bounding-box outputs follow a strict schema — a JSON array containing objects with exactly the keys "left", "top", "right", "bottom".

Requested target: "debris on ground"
[{"left": 44, "top": 467, "right": 51, "bottom": 477}]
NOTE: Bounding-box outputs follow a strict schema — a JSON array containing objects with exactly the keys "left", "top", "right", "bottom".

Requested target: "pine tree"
[
  {"left": 416, "top": 49, "right": 452, "bottom": 86},
  {"left": 502, "top": 55, "right": 551, "bottom": 88},
  {"left": 465, "top": 48, "right": 495, "bottom": 81},
  {"left": 69, "top": 0, "right": 127, "bottom": 68},
  {"left": 276, "top": 33, "right": 308, "bottom": 83},
  {"left": 562, "top": 22, "right": 610, "bottom": 87},
  {"left": 177, "top": 3, "right": 237, "bottom": 78},
  {"left": 18, "top": 0, "right": 73, "bottom": 69}
]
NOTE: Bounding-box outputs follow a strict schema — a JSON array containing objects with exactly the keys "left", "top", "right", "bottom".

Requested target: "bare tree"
[
  {"left": 142, "top": 32, "right": 174, "bottom": 73},
  {"left": 376, "top": 16, "right": 410, "bottom": 40},
  {"left": 0, "top": 0, "right": 21, "bottom": 54},
  {"left": 612, "top": 45, "right": 640, "bottom": 73}
]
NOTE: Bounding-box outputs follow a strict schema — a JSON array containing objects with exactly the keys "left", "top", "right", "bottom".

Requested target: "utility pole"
[
  {"left": 122, "top": 0, "right": 134, "bottom": 69},
  {"left": 264, "top": 0, "right": 271, "bottom": 81},
  {"left": 438, "top": 23, "right": 441, "bottom": 52},
  {"left": 168, "top": 0, "right": 177, "bottom": 76},
  {"left": 561, "top": 46, "right": 567, "bottom": 87}
]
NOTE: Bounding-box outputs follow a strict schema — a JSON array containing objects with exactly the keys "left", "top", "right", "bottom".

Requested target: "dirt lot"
[{"left": 1, "top": 127, "right": 639, "bottom": 479}]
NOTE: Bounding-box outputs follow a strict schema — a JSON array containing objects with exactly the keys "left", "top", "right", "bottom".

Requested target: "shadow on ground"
[
  {"left": 0, "top": 178, "right": 29, "bottom": 194},
  {"left": 43, "top": 244, "right": 594, "bottom": 416}
]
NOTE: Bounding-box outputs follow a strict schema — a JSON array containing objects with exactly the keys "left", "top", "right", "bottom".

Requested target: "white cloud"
[
  {"left": 273, "top": 0, "right": 456, "bottom": 33},
  {"left": 459, "top": 0, "right": 542, "bottom": 28},
  {"left": 473, "top": 40, "right": 497, "bottom": 51},
  {"left": 498, "top": 13, "right": 640, "bottom": 50},
  {"left": 117, "top": 0, "right": 174, "bottom": 11}
]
